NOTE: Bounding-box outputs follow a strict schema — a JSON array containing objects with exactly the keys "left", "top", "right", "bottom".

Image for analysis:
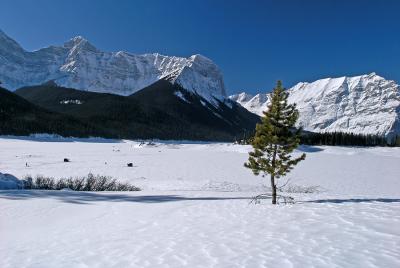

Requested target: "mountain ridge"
[
  {"left": 0, "top": 30, "right": 225, "bottom": 103},
  {"left": 0, "top": 86, "right": 108, "bottom": 137},
  {"left": 15, "top": 79, "right": 259, "bottom": 141},
  {"left": 230, "top": 73, "right": 400, "bottom": 138}
]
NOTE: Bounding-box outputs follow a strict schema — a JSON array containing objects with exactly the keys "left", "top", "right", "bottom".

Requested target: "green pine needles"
[{"left": 245, "top": 81, "right": 306, "bottom": 204}]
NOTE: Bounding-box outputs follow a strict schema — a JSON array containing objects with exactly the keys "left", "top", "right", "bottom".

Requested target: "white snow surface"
[
  {"left": 0, "top": 30, "right": 226, "bottom": 102},
  {"left": 230, "top": 73, "right": 400, "bottom": 137},
  {"left": 0, "top": 137, "right": 399, "bottom": 267}
]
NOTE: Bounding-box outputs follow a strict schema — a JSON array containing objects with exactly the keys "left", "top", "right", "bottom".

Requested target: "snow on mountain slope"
[
  {"left": 230, "top": 73, "right": 400, "bottom": 137},
  {"left": 230, "top": 92, "right": 270, "bottom": 116},
  {"left": 229, "top": 92, "right": 254, "bottom": 103},
  {"left": 0, "top": 30, "right": 226, "bottom": 102}
]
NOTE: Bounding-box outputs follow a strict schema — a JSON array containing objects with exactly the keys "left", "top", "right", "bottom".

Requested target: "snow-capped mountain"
[
  {"left": 229, "top": 92, "right": 270, "bottom": 116},
  {"left": 0, "top": 30, "right": 225, "bottom": 102},
  {"left": 230, "top": 73, "right": 400, "bottom": 137}
]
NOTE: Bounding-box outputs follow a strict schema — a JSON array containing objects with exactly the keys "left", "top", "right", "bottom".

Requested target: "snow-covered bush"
[
  {"left": 280, "top": 184, "right": 321, "bottom": 194},
  {"left": 23, "top": 173, "right": 140, "bottom": 191},
  {"left": 0, "top": 173, "right": 24, "bottom": 189}
]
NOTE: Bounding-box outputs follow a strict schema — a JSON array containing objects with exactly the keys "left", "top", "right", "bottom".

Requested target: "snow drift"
[{"left": 0, "top": 172, "right": 22, "bottom": 189}]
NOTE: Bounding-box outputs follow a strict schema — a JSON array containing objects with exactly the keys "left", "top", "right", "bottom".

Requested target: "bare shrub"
[
  {"left": 22, "top": 173, "right": 140, "bottom": 191},
  {"left": 34, "top": 175, "right": 55, "bottom": 190}
]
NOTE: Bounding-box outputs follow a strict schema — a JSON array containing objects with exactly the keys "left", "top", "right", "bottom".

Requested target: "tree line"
[
  {"left": 238, "top": 129, "right": 399, "bottom": 147},
  {"left": 300, "top": 131, "right": 399, "bottom": 147}
]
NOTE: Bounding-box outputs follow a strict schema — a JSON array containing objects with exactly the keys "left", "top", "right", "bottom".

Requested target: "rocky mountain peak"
[
  {"left": 230, "top": 74, "right": 400, "bottom": 137},
  {"left": 64, "top": 36, "right": 98, "bottom": 52},
  {"left": 0, "top": 29, "right": 225, "bottom": 103}
]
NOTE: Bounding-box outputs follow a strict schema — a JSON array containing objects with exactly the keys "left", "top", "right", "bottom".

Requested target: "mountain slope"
[
  {"left": 130, "top": 80, "right": 260, "bottom": 136},
  {"left": 230, "top": 73, "right": 400, "bottom": 138},
  {"left": 16, "top": 81, "right": 260, "bottom": 141},
  {"left": 229, "top": 92, "right": 270, "bottom": 116},
  {"left": 1, "top": 29, "right": 259, "bottom": 141},
  {"left": 0, "top": 86, "right": 106, "bottom": 137},
  {"left": 0, "top": 29, "right": 225, "bottom": 103}
]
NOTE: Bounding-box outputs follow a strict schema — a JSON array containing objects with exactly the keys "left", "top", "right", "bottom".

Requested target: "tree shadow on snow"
[
  {"left": 0, "top": 190, "right": 250, "bottom": 205},
  {"left": 305, "top": 198, "right": 400, "bottom": 204},
  {"left": 297, "top": 145, "right": 324, "bottom": 153}
]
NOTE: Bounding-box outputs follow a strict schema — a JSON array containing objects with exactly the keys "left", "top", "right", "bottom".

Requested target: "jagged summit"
[
  {"left": 291, "top": 72, "right": 383, "bottom": 91},
  {"left": 64, "top": 36, "right": 93, "bottom": 48},
  {"left": 65, "top": 35, "right": 87, "bottom": 44},
  {"left": 0, "top": 29, "right": 225, "bottom": 103},
  {"left": 230, "top": 73, "right": 400, "bottom": 137},
  {"left": 228, "top": 92, "right": 253, "bottom": 102},
  {"left": 63, "top": 35, "right": 98, "bottom": 54}
]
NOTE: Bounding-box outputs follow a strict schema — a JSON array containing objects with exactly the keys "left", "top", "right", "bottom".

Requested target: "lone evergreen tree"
[{"left": 245, "top": 81, "right": 306, "bottom": 204}]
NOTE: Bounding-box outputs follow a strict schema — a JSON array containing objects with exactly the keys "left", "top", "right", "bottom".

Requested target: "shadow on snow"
[
  {"left": 0, "top": 190, "right": 250, "bottom": 205},
  {"left": 304, "top": 198, "right": 400, "bottom": 204},
  {"left": 297, "top": 145, "right": 324, "bottom": 153},
  {"left": 1, "top": 190, "right": 398, "bottom": 205}
]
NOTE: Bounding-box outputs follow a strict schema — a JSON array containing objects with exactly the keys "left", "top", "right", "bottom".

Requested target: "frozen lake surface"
[{"left": 0, "top": 137, "right": 399, "bottom": 267}]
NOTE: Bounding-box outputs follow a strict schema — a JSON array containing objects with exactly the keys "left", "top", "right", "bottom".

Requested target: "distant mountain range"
[
  {"left": 0, "top": 29, "right": 225, "bottom": 104},
  {"left": 0, "top": 29, "right": 259, "bottom": 141},
  {"left": 230, "top": 73, "right": 400, "bottom": 139},
  {"left": 1, "top": 29, "right": 399, "bottom": 141}
]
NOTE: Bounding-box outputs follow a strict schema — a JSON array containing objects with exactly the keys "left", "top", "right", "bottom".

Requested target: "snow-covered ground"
[{"left": 0, "top": 137, "right": 399, "bottom": 267}]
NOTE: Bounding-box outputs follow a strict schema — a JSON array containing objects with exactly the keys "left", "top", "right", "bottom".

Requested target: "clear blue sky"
[{"left": 1, "top": 0, "right": 399, "bottom": 94}]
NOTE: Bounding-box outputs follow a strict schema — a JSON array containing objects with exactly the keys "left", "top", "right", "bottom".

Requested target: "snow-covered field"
[{"left": 0, "top": 137, "right": 399, "bottom": 267}]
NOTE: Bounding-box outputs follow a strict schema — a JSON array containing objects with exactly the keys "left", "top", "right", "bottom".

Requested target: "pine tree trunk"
[
  {"left": 270, "top": 174, "right": 277, "bottom": 204},
  {"left": 271, "top": 144, "right": 278, "bottom": 205}
]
